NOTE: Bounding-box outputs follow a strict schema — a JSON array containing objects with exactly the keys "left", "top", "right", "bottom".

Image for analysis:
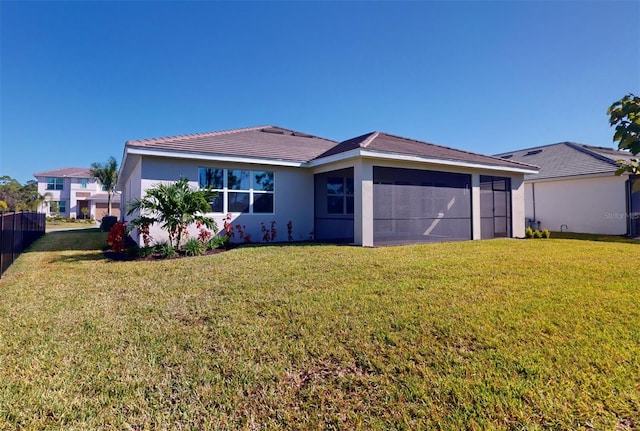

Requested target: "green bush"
[
  {"left": 125, "top": 245, "right": 139, "bottom": 258},
  {"left": 137, "top": 246, "right": 155, "bottom": 258},
  {"left": 206, "top": 236, "right": 228, "bottom": 250},
  {"left": 533, "top": 230, "right": 542, "bottom": 239},
  {"left": 542, "top": 229, "right": 551, "bottom": 239},
  {"left": 525, "top": 226, "right": 534, "bottom": 239},
  {"left": 155, "top": 241, "right": 177, "bottom": 259},
  {"left": 184, "top": 238, "right": 205, "bottom": 256}
]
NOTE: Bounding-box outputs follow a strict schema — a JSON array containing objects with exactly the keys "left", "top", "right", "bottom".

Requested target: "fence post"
[
  {"left": 11, "top": 212, "right": 16, "bottom": 264},
  {"left": 0, "top": 215, "right": 3, "bottom": 278}
]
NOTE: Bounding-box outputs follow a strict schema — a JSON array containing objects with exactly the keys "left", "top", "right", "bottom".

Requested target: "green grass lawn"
[
  {"left": 0, "top": 231, "right": 638, "bottom": 430},
  {"left": 551, "top": 231, "right": 640, "bottom": 244},
  {"left": 45, "top": 219, "right": 97, "bottom": 231}
]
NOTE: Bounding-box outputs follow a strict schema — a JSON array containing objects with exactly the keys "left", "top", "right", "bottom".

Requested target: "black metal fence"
[{"left": 0, "top": 211, "right": 46, "bottom": 278}]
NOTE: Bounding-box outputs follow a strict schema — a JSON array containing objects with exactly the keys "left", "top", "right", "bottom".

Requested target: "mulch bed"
[{"left": 103, "top": 246, "right": 231, "bottom": 262}]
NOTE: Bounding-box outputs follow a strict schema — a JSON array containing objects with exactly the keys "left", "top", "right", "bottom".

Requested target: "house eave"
[
  {"left": 308, "top": 149, "right": 539, "bottom": 174},
  {"left": 525, "top": 171, "right": 629, "bottom": 183},
  {"left": 125, "top": 147, "right": 307, "bottom": 168}
]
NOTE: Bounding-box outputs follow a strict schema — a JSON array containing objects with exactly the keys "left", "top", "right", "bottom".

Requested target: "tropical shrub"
[
  {"left": 184, "top": 238, "right": 205, "bottom": 256},
  {"left": 127, "top": 178, "right": 217, "bottom": 249},
  {"left": 525, "top": 226, "right": 534, "bottom": 238},
  {"left": 533, "top": 229, "right": 542, "bottom": 239},
  {"left": 542, "top": 228, "right": 551, "bottom": 239},
  {"left": 137, "top": 246, "right": 155, "bottom": 258},
  {"left": 155, "top": 241, "right": 177, "bottom": 258},
  {"left": 207, "top": 236, "right": 228, "bottom": 250}
]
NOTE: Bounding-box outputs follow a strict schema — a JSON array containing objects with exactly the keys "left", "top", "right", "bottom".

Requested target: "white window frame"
[
  {"left": 198, "top": 167, "right": 275, "bottom": 214},
  {"left": 46, "top": 177, "right": 64, "bottom": 190}
]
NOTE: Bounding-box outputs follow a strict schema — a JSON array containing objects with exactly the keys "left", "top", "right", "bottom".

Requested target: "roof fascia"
[
  {"left": 125, "top": 147, "right": 306, "bottom": 168},
  {"left": 308, "top": 149, "right": 539, "bottom": 174},
  {"left": 526, "top": 171, "right": 628, "bottom": 183}
]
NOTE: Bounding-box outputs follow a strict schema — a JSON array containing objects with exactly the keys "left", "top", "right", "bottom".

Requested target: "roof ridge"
[
  {"left": 565, "top": 142, "right": 620, "bottom": 166},
  {"left": 126, "top": 125, "right": 272, "bottom": 146},
  {"left": 360, "top": 132, "right": 379, "bottom": 148},
  {"left": 34, "top": 167, "right": 91, "bottom": 176},
  {"left": 126, "top": 125, "right": 339, "bottom": 146},
  {"left": 375, "top": 131, "right": 539, "bottom": 169},
  {"left": 495, "top": 141, "right": 620, "bottom": 155}
]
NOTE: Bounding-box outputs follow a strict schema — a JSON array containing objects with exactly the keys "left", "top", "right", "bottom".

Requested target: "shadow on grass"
[
  {"left": 27, "top": 229, "right": 108, "bottom": 252},
  {"left": 51, "top": 253, "right": 107, "bottom": 264},
  {"left": 551, "top": 231, "right": 640, "bottom": 244}
]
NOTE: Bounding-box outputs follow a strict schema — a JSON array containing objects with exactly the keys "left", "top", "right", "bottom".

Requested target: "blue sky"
[{"left": 1, "top": 1, "right": 638, "bottom": 184}]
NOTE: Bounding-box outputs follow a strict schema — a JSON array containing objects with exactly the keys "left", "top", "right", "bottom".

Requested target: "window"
[
  {"left": 198, "top": 168, "right": 274, "bottom": 214},
  {"left": 81, "top": 178, "right": 87, "bottom": 188},
  {"left": 49, "top": 200, "right": 66, "bottom": 214},
  {"left": 46, "top": 177, "right": 64, "bottom": 190},
  {"left": 327, "top": 177, "right": 354, "bottom": 214},
  {"left": 101, "top": 184, "right": 108, "bottom": 191}
]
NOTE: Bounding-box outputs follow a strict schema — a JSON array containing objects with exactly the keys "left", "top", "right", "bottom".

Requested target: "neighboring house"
[
  {"left": 117, "top": 126, "right": 538, "bottom": 247},
  {"left": 495, "top": 143, "right": 640, "bottom": 236},
  {"left": 34, "top": 168, "right": 121, "bottom": 220}
]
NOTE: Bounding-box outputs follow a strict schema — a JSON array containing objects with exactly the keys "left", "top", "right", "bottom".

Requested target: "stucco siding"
[
  {"left": 511, "top": 176, "right": 526, "bottom": 237},
  {"left": 134, "top": 156, "right": 315, "bottom": 245},
  {"left": 525, "top": 175, "right": 627, "bottom": 234}
]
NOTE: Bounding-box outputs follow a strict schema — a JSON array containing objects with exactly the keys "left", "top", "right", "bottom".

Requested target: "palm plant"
[
  {"left": 127, "top": 178, "right": 217, "bottom": 249},
  {"left": 90, "top": 157, "right": 119, "bottom": 215}
]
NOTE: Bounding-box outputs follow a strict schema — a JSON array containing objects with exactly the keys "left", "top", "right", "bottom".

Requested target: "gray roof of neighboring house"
[
  {"left": 316, "top": 131, "right": 538, "bottom": 170},
  {"left": 494, "top": 142, "right": 633, "bottom": 181},
  {"left": 34, "top": 167, "right": 92, "bottom": 178},
  {"left": 125, "top": 126, "right": 339, "bottom": 163}
]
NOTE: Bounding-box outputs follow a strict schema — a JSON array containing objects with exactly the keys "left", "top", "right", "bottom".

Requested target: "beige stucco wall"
[
  {"left": 525, "top": 174, "right": 628, "bottom": 235},
  {"left": 129, "top": 156, "right": 315, "bottom": 245}
]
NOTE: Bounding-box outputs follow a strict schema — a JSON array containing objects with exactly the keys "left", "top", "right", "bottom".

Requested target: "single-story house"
[
  {"left": 495, "top": 142, "right": 639, "bottom": 236},
  {"left": 34, "top": 167, "right": 121, "bottom": 220},
  {"left": 117, "top": 126, "right": 538, "bottom": 246}
]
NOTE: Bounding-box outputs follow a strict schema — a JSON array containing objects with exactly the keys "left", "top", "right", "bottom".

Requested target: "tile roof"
[
  {"left": 33, "top": 167, "right": 92, "bottom": 178},
  {"left": 124, "top": 126, "right": 538, "bottom": 172},
  {"left": 316, "top": 131, "right": 538, "bottom": 170},
  {"left": 125, "top": 125, "right": 338, "bottom": 163},
  {"left": 494, "top": 142, "right": 633, "bottom": 180}
]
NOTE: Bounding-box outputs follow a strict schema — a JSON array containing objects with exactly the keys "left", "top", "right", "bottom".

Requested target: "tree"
[
  {"left": 0, "top": 176, "right": 45, "bottom": 211},
  {"left": 18, "top": 180, "right": 44, "bottom": 211},
  {"left": 607, "top": 93, "right": 640, "bottom": 179},
  {"left": 127, "top": 178, "right": 217, "bottom": 249},
  {"left": 90, "top": 157, "right": 119, "bottom": 215}
]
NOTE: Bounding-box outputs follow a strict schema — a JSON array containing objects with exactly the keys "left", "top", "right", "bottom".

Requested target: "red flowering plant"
[
  {"left": 196, "top": 221, "right": 213, "bottom": 244},
  {"left": 235, "top": 224, "right": 248, "bottom": 242},
  {"left": 107, "top": 221, "right": 128, "bottom": 253},
  {"left": 134, "top": 216, "right": 154, "bottom": 248},
  {"left": 287, "top": 220, "right": 293, "bottom": 242},
  {"left": 261, "top": 221, "right": 277, "bottom": 242},
  {"left": 223, "top": 213, "right": 234, "bottom": 239}
]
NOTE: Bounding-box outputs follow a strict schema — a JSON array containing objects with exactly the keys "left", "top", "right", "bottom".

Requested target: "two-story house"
[{"left": 34, "top": 167, "right": 121, "bottom": 220}]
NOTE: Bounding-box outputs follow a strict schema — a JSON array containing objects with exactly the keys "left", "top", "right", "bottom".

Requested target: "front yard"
[{"left": 0, "top": 230, "right": 638, "bottom": 429}]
